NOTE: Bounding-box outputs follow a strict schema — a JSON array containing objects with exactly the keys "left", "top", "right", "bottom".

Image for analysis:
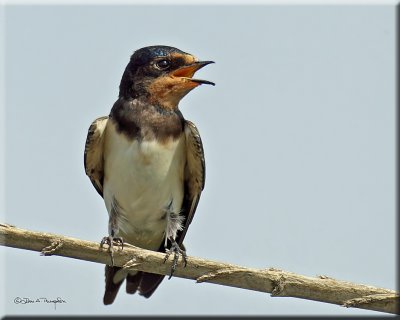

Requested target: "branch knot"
[
  {"left": 122, "top": 257, "right": 141, "bottom": 270},
  {"left": 41, "top": 238, "right": 63, "bottom": 256},
  {"left": 271, "top": 275, "right": 286, "bottom": 297},
  {"left": 196, "top": 267, "right": 249, "bottom": 283},
  {"left": 342, "top": 293, "right": 400, "bottom": 309}
]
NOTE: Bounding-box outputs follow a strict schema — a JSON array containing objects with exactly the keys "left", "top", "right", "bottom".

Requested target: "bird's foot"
[
  {"left": 100, "top": 236, "right": 124, "bottom": 266},
  {"left": 163, "top": 238, "right": 187, "bottom": 279}
]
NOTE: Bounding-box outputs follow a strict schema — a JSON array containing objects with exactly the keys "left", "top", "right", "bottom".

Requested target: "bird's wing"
[
  {"left": 177, "top": 120, "right": 206, "bottom": 245},
  {"left": 84, "top": 116, "right": 109, "bottom": 197}
]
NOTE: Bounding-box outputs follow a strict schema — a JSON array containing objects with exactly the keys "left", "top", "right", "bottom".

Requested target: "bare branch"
[{"left": 0, "top": 223, "right": 398, "bottom": 314}]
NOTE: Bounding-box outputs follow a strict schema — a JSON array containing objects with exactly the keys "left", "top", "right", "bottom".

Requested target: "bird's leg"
[
  {"left": 100, "top": 199, "right": 124, "bottom": 266},
  {"left": 163, "top": 237, "right": 187, "bottom": 279},
  {"left": 100, "top": 234, "right": 124, "bottom": 267}
]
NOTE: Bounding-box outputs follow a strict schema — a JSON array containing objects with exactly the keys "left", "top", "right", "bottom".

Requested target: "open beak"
[{"left": 171, "top": 61, "right": 215, "bottom": 86}]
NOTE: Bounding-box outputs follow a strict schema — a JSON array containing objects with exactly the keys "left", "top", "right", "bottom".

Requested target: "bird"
[{"left": 84, "top": 45, "right": 214, "bottom": 305}]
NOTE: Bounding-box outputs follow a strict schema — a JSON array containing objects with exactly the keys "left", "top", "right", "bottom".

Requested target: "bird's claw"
[
  {"left": 100, "top": 235, "right": 124, "bottom": 249},
  {"left": 100, "top": 236, "right": 124, "bottom": 266},
  {"left": 163, "top": 239, "right": 187, "bottom": 279}
]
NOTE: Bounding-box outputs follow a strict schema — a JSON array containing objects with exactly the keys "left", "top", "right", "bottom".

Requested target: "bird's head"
[{"left": 119, "top": 45, "right": 215, "bottom": 109}]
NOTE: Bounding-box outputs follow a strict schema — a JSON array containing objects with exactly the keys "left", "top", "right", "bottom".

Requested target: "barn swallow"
[{"left": 84, "top": 45, "right": 214, "bottom": 305}]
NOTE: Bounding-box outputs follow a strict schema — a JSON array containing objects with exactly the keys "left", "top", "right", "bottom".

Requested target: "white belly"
[{"left": 103, "top": 122, "right": 186, "bottom": 250}]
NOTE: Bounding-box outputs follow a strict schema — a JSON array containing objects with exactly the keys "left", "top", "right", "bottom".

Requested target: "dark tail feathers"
[{"left": 104, "top": 266, "right": 165, "bottom": 305}]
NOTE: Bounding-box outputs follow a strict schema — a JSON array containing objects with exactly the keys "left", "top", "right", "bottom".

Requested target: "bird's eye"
[{"left": 155, "top": 59, "right": 170, "bottom": 70}]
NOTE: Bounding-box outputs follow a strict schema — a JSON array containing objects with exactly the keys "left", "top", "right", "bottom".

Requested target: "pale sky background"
[{"left": 0, "top": 2, "right": 397, "bottom": 317}]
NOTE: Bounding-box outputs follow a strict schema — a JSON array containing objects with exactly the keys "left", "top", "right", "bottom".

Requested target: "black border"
[
  {"left": 396, "top": 0, "right": 400, "bottom": 317},
  {"left": 1, "top": 316, "right": 396, "bottom": 320}
]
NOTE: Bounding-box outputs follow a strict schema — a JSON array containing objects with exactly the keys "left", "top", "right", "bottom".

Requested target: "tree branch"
[{"left": 0, "top": 223, "right": 398, "bottom": 314}]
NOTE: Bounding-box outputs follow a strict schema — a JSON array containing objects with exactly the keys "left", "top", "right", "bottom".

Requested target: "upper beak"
[{"left": 171, "top": 61, "right": 215, "bottom": 86}]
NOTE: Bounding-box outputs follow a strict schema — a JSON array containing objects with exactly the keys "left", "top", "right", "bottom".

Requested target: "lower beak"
[{"left": 171, "top": 61, "right": 215, "bottom": 86}]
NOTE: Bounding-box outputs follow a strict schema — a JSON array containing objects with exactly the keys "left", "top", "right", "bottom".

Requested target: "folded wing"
[{"left": 84, "top": 116, "right": 109, "bottom": 197}]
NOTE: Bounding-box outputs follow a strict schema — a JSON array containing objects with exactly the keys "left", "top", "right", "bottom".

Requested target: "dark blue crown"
[{"left": 130, "top": 45, "right": 187, "bottom": 65}]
